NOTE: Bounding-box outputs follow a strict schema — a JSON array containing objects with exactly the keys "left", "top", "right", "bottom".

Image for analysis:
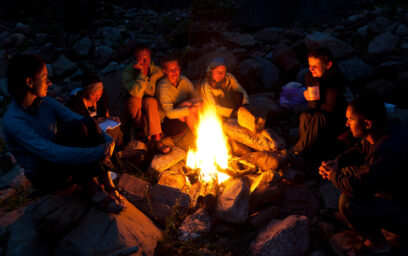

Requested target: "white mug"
[{"left": 308, "top": 86, "right": 320, "bottom": 101}]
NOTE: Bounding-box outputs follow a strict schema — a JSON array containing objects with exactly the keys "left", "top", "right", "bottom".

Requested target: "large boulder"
[
  {"left": 318, "top": 182, "right": 341, "bottom": 209},
  {"left": 0, "top": 165, "right": 31, "bottom": 190},
  {"left": 222, "top": 31, "right": 256, "bottom": 47},
  {"left": 280, "top": 185, "right": 321, "bottom": 218},
  {"left": 367, "top": 32, "right": 399, "bottom": 55},
  {"left": 101, "top": 26, "right": 123, "bottom": 47},
  {"left": 248, "top": 205, "right": 281, "bottom": 229},
  {"left": 51, "top": 55, "right": 78, "bottom": 77},
  {"left": 249, "top": 171, "right": 283, "bottom": 213},
  {"left": 39, "top": 42, "right": 58, "bottom": 63},
  {"left": 214, "top": 177, "right": 250, "bottom": 224},
  {"left": 149, "top": 184, "right": 192, "bottom": 209},
  {"left": 271, "top": 43, "right": 299, "bottom": 72},
  {"left": 251, "top": 215, "right": 311, "bottom": 256},
  {"left": 73, "top": 37, "right": 93, "bottom": 56},
  {"left": 305, "top": 32, "right": 354, "bottom": 59},
  {"left": 148, "top": 147, "right": 186, "bottom": 175},
  {"left": 254, "top": 27, "right": 281, "bottom": 42},
  {"left": 254, "top": 57, "right": 280, "bottom": 89},
  {"left": 368, "top": 16, "right": 391, "bottom": 34},
  {"left": 178, "top": 207, "right": 211, "bottom": 241},
  {"left": 338, "top": 56, "right": 373, "bottom": 82}
]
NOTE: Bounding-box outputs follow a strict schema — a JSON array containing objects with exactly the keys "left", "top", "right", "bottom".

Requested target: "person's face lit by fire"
[
  {"left": 88, "top": 82, "right": 103, "bottom": 104},
  {"left": 164, "top": 60, "right": 181, "bottom": 85},
  {"left": 136, "top": 49, "right": 151, "bottom": 67},
  {"left": 27, "top": 64, "right": 52, "bottom": 98},
  {"left": 346, "top": 106, "right": 371, "bottom": 139},
  {"left": 211, "top": 65, "right": 227, "bottom": 83},
  {"left": 308, "top": 57, "right": 332, "bottom": 78}
]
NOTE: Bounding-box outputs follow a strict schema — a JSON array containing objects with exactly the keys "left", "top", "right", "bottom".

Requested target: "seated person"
[
  {"left": 66, "top": 73, "right": 123, "bottom": 147},
  {"left": 2, "top": 55, "right": 125, "bottom": 212},
  {"left": 293, "top": 47, "right": 348, "bottom": 161},
  {"left": 122, "top": 45, "right": 170, "bottom": 153},
  {"left": 200, "top": 57, "right": 249, "bottom": 118},
  {"left": 319, "top": 95, "right": 408, "bottom": 254},
  {"left": 157, "top": 56, "right": 202, "bottom": 135}
]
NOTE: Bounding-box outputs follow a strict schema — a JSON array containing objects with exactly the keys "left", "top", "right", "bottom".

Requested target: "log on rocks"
[
  {"left": 241, "top": 151, "right": 287, "bottom": 171},
  {"left": 157, "top": 161, "right": 188, "bottom": 191},
  {"left": 214, "top": 177, "right": 250, "bottom": 224},
  {"left": 251, "top": 215, "right": 311, "bottom": 256},
  {"left": 224, "top": 119, "right": 285, "bottom": 151},
  {"left": 148, "top": 146, "right": 186, "bottom": 175},
  {"left": 249, "top": 171, "right": 283, "bottom": 213},
  {"left": 229, "top": 138, "right": 253, "bottom": 157},
  {"left": 237, "top": 105, "right": 266, "bottom": 133},
  {"left": 178, "top": 207, "right": 211, "bottom": 241}
]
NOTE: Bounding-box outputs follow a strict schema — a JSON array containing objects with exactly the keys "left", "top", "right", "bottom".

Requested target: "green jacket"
[{"left": 122, "top": 62, "right": 164, "bottom": 98}]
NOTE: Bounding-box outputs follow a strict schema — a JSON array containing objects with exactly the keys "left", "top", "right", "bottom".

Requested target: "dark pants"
[
  {"left": 293, "top": 109, "right": 345, "bottom": 160},
  {"left": 28, "top": 118, "right": 106, "bottom": 193},
  {"left": 339, "top": 193, "right": 408, "bottom": 238}
]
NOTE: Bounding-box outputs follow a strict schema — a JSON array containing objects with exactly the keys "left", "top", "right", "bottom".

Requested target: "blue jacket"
[{"left": 2, "top": 97, "right": 107, "bottom": 175}]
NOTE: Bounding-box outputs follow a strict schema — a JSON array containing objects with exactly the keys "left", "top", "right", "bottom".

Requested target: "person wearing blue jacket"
[{"left": 2, "top": 55, "right": 124, "bottom": 212}]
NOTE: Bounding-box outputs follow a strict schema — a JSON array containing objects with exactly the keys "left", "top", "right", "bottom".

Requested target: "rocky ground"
[{"left": 1, "top": 0, "right": 408, "bottom": 255}]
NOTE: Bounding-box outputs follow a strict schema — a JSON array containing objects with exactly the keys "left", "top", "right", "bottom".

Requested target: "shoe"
[{"left": 364, "top": 238, "right": 392, "bottom": 254}]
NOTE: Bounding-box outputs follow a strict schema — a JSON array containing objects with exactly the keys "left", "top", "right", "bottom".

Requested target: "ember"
[{"left": 186, "top": 105, "right": 230, "bottom": 184}]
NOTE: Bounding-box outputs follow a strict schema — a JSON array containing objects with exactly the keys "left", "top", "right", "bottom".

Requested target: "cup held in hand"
[{"left": 307, "top": 86, "right": 320, "bottom": 101}]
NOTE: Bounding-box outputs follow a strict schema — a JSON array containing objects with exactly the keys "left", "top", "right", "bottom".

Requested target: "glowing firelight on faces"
[{"left": 186, "top": 106, "right": 230, "bottom": 184}]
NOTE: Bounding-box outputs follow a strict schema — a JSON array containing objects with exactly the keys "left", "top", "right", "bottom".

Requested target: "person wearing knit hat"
[{"left": 200, "top": 57, "right": 249, "bottom": 118}]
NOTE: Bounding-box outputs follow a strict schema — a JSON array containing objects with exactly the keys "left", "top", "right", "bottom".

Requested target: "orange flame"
[{"left": 186, "top": 105, "right": 230, "bottom": 184}]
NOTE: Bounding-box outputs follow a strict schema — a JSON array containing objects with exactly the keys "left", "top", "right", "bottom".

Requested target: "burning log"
[
  {"left": 241, "top": 151, "right": 287, "bottom": 172},
  {"left": 196, "top": 181, "right": 219, "bottom": 213},
  {"left": 223, "top": 119, "right": 285, "bottom": 152}
]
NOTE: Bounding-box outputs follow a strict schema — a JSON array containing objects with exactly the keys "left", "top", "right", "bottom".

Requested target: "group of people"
[{"left": 2, "top": 45, "right": 408, "bottom": 253}]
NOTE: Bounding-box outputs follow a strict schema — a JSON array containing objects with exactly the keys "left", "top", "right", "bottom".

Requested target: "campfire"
[{"left": 186, "top": 105, "right": 230, "bottom": 184}]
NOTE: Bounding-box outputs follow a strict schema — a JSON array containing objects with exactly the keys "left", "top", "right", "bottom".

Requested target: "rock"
[
  {"left": 283, "top": 167, "right": 306, "bottom": 184},
  {"left": 366, "top": 79, "right": 395, "bottom": 99},
  {"left": 305, "top": 32, "right": 354, "bottom": 59},
  {"left": 389, "top": 108, "right": 408, "bottom": 129},
  {"left": 214, "top": 177, "right": 250, "bottom": 224},
  {"left": 178, "top": 208, "right": 211, "bottom": 241},
  {"left": 347, "top": 14, "right": 363, "bottom": 23},
  {"left": 6, "top": 209, "right": 50, "bottom": 256},
  {"left": 157, "top": 162, "right": 188, "bottom": 191},
  {"left": 0, "top": 188, "right": 16, "bottom": 203},
  {"left": 101, "top": 26, "right": 123, "bottom": 47},
  {"left": 135, "top": 199, "right": 172, "bottom": 226},
  {"left": 73, "top": 37, "right": 93, "bottom": 56},
  {"left": 318, "top": 182, "right": 341, "bottom": 209},
  {"left": 0, "top": 206, "right": 27, "bottom": 228},
  {"left": 100, "top": 61, "right": 119, "bottom": 76},
  {"left": 35, "top": 33, "right": 49, "bottom": 44},
  {"left": 316, "top": 221, "right": 335, "bottom": 240},
  {"left": 148, "top": 146, "right": 186, "bottom": 175},
  {"left": 0, "top": 78, "right": 8, "bottom": 96},
  {"left": 249, "top": 171, "right": 283, "bottom": 212},
  {"left": 251, "top": 215, "right": 311, "bottom": 256},
  {"left": 254, "top": 27, "right": 281, "bottom": 42},
  {"left": 280, "top": 185, "right": 320, "bottom": 218},
  {"left": 54, "top": 198, "right": 163, "bottom": 256},
  {"left": 52, "top": 55, "right": 78, "bottom": 77},
  {"left": 248, "top": 205, "right": 281, "bottom": 229},
  {"left": 368, "top": 16, "right": 391, "bottom": 34},
  {"left": 254, "top": 57, "right": 280, "bottom": 89},
  {"left": 224, "top": 119, "right": 285, "bottom": 151},
  {"left": 238, "top": 105, "right": 266, "bottom": 133},
  {"left": 249, "top": 94, "right": 283, "bottom": 117},
  {"left": 2, "top": 33, "right": 26, "bottom": 47},
  {"left": 118, "top": 173, "right": 150, "bottom": 202},
  {"left": 338, "top": 56, "right": 373, "bottom": 81},
  {"left": 357, "top": 25, "right": 368, "bottom": 37},
  {"left": 150, "top": 184, "right": 191, "bottom": 209},
  {"left": 330, "top": 231, "right": 365, "bottom": 256},
  {"left": 242, "top": 151, "right": 287, "bottom": 172},
  {"left": 15, "top": 23, "right": 30, "bottom": 34},
  {"left": 229, "top": 139, "right": 252, "bottom": 157},
  {"left": 222, "top": 31, "right": 256, "bottom": 47},
  {"left": 96, "top": 45, "right": 114, "bottom": 57},
  {"left": 271, "top": 43, "right": 299, "bottom": 72},
  {"left": 39, "top": 42, "right": 58, "bottom": 63},
  {"left": 0, "top": 165, "right": 31, "bottom": 190},
  {"left": 367, "top": 32, "right": 399, "bottom": 55},
  {"left": 0, "top": 59, "right": 7, "bottom": 78},
  {"left": 395, "top": 24, "right": 408, "bottom": 36}
]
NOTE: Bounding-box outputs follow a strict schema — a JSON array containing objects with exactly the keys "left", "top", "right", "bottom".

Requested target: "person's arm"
[
  {"left": 48, "top": 97, "right": 84, "bottom": 122},
  {"left": 3, "top": 117, "right": 106, "bottom": 164},
  {"left": 122, "top": 64, "right": 148, "bottom": 98},
  {"left": 320, "top": 86, "right": 340, "bottom": 112},
  {"left": 329, "top": 149, "right": 392, "bottom": 198},
  {"left": 201, "top": 83, "right": 233, "bottom": 117},
  {"left": 158, "top": 82, "right": 190, "bottom": 119},
  {"left": 228, "top": 74, "right": 249, "bottom": 105}
]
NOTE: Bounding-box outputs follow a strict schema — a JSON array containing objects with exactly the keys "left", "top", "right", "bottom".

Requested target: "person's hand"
[
  {"left": 303, "top": 89, "right": 311, "bottom": 101},
  {"left": 103, "top": 140, "right": 115, "bottom": 160},
  {"left": 133, "top": 60, "right": 149, "bottom": 76},
  {"left": 319, "top": 160, "right": 338, "bottom": 180},
  {"left": 110, "top": 116, "right": 120, "bottom": 123},
  {"left": 96, "top": 116, "right": 106, "bottom": 123}
]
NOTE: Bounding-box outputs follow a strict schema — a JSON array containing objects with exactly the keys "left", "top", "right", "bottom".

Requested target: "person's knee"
[{"left": 143, "top": 97, "right": 158, "bottom": 108}]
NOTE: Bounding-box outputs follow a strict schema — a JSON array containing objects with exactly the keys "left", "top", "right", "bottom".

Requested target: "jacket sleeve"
[
  {"left": 3, "top": 115, "right": 105, "bottom": 164},
  {"left": 49, "top": 97, "right": 84, "bottom": 122},
  {"left": 122, "top": 64, "right": 148, "bottom": 98},
  {"left": 158, "top": 82, "right": 190, "bottom": 119},
  {"left": 329, "top": 148, "right": 392, "bottom": 198},
  {"left": 228, "top": 74, "right": 249, "bottom": 105},
  {"left": 201, "top": 83, "right": 233, "bottom": 117}
]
